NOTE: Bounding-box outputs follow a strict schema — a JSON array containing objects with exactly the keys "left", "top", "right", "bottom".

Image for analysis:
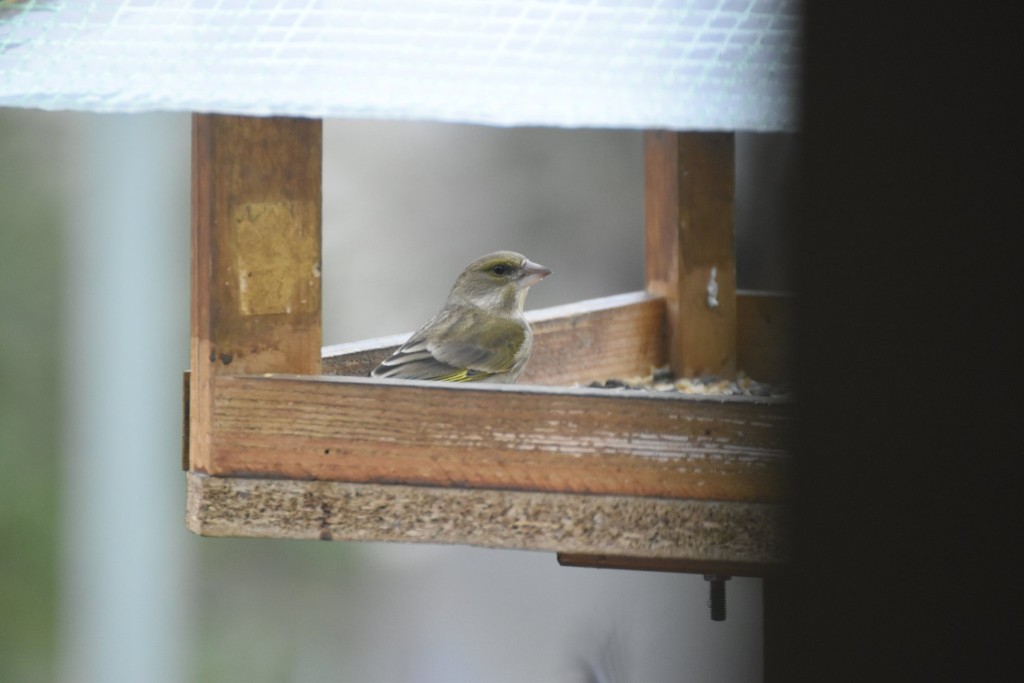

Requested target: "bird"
[{"left": 370, "top": 251, "right": 551, "bottom": 384}]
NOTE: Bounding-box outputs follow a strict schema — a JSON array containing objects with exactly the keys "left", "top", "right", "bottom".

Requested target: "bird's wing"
[
  {"left": 371, "top": 308, "right": 526, "bottom": 382},
  {"left": 371, "top": 336, "right": 489, "bottom": 381}
]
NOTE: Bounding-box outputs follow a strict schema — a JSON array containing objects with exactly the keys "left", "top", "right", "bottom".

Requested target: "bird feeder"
[
  {"left": 182, "top": 116, "right": 792, "bottom": 580},
  {"left": 2, "top": 0, "right": 798, "bottom": 597}
]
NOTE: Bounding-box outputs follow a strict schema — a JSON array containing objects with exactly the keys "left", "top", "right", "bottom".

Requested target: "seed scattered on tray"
[{"left": 584, "top": 366, "right": 789, "bottom": 398}]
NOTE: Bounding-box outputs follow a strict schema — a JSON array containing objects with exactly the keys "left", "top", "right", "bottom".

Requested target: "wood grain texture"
[
  {"left": 190, "top": 115, "right": 322, "bottom": 472},
  {"left": 323, "top": 291, "right": 790, "bottom": 384},
  {"left": 186, "top": 473, "right": 788, "bottom": 565},
  {"left": 645, "top": 131, "right": 737, "bottom": 379},
  {"left": 321, "top": 292, "right": 668, "bottom": 386},
  {"left": 206, "top": 373, "right": 789, "bottom": 502},
  {"left": 522, "top": 292, "right": 667, "bottom": 384},
  {"left": 320, "top": 333, "right": 405, "bottom": 379}
]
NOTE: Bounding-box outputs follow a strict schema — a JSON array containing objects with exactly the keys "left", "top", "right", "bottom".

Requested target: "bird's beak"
[{"left": 518, "top": 259, "right": 552, "bottom": 288}]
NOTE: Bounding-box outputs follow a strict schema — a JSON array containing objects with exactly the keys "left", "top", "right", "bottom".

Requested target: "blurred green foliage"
[{"left": 0, "top": 110, "right": 64, "bottom": 682}]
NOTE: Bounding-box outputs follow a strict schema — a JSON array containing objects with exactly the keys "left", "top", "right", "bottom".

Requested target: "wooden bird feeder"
[{"left": 184, "top": 115, "right": 792, "bottom": 578}]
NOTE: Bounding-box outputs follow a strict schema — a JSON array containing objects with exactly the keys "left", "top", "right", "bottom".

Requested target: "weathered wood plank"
[
  {"left": 521, "top": 292, "right": 667, "bottom": 384},
  {"left": 322, "top": 292, "right": 668, "bottom": 386},
  {"left": 206, "top": 373, "right": 789, "bottom": 501},
  {"left": 321, "top": 332, "right": 406, "bottom": 380},
  {"left": 645, "top": 131, "right": 737, "bottom": 379},
  {"left": 186, "top": 473, "right": 788, "bottom": 564},
  {"left": 190, "top": 115, "right": 322, "bottom": 473},
  {"left": 323, "top": 290, "right": 790, "bottom": 384}
]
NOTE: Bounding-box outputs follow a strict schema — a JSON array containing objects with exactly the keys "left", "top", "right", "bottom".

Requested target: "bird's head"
[{"left": 448, "top": 251, "right": 551, "bottom": 314}]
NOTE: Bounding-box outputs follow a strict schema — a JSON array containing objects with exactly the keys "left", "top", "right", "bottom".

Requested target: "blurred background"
[{"left": 0, "top": 109, "right": 794, "bottom": 682}]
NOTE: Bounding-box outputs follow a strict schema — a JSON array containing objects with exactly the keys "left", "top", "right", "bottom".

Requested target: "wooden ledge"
[
  {"left": 186, "top": 291, "right": 792, "bottom": 503},
  {"left": 186, "top": 472, "right": 788, "bottom": 569},
  {"left": 185, "top": 288, "right": 792, "bottom": 565},
  {"left": 322, "top": 290, "right": 793, "bottom": 385},
  {"left": 202, "top": 373, "right": 789, "bottom": 501},
  {"left": 322, "top": 291, "right": 668, "bottom": 386}
]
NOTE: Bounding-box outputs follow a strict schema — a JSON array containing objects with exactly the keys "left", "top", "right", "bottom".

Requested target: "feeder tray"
[{"left": 184, "top": 116, "right": 792, "bottom": 577}]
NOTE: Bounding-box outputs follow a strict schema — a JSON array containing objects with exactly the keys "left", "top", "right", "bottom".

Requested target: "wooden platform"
[{"left": 184, "top": 116, "right": 792, "bottom": 575}]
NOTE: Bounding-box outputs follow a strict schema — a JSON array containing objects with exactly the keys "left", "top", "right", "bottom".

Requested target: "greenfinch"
[{"left": 371, "top": 251, "right": 551, "bottom": 383}]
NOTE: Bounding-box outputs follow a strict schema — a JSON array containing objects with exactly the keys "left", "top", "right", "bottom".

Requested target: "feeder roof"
[{"left": 0, "top": 0, "right": 800, "bottom": 130}]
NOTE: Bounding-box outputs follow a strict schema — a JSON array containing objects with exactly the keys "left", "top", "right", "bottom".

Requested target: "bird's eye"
[{"left": 491, "top": 264, "right": 508, "bottom": 276}]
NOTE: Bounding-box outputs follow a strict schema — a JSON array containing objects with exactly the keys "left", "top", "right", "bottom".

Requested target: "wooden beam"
[
  {"left": 322, "top": 292, "right": 668, "bottom": 386},
  {"left": 521, "top": 292, "right": 668, "bottom": 385},
  {"left": 189, "top": 115, "right": 322, "bottom": 473},
  {"left": 645, "top": 131, "right": 737, "bottom": 379},
  {"left": 323, "top": 290, "right": 791, "bottom": 385},
  {"left": 205, "top": 373, "right": 789, "bottom": 501},
  {"left": 186, "top": 473, "right": 788, "bottom": 565}
]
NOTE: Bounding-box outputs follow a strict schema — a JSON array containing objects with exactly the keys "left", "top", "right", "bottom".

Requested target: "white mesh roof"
[{"left": 0, "top": 0, "right": 800, "bottom": 130}]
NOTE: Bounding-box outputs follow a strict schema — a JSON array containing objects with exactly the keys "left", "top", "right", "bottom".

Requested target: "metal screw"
[{"left": 704, "top": 574, "right": 732, "bottom": 621}]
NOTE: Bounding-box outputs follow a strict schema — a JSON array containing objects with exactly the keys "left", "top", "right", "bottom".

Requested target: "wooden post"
[
  {"left": 188, "top": 115, "right": 322, "bottom": 473},
  {"left": 644, "top": 131, "right": 737, "bottom": 378}
]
